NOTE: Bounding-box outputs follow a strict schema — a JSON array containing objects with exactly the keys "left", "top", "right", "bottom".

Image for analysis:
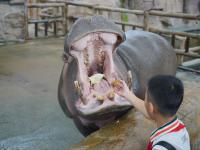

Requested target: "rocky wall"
[{"left": 0, "top": 0, "right": 25, "bottom": 42}]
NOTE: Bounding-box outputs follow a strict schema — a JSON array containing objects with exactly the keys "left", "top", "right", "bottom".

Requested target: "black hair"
[{"left": 147, "top": 75, "right": 184, "bottom": 117}]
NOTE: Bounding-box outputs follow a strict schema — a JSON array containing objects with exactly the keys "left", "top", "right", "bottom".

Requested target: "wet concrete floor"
[{"left": 0, "top": 38, "right": 83, "bottom": 150}]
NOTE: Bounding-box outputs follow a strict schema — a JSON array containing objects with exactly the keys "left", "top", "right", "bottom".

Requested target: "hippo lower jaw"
[
  {"left": 76, "top": 96, "right": 132, "bottom": 117},
  {"left": 70, "top": 32, "right": 132, "bottom": 116}
]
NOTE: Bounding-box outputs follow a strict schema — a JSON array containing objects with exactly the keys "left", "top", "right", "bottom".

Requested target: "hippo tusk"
[
  {"left": 74, "top": 81, "right": 87, "bottom": 105},
  {"left": 74, "top": 81, "right": 81, "bottom": 94},
  {"left": 83, "top": 50, "right": 89, "bottom": 67},
  {"left": 127, "top": 70, "right": 132, "bottom": 90}
]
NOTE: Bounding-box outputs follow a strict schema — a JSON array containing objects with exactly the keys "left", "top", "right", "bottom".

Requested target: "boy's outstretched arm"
[{"left": 113, "top": 80, "right": 150, "bottom": 119}]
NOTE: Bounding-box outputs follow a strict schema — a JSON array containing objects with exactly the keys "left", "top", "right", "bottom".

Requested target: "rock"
[
  {"left": 184, "top": 0, "right": 200, "bottom": 14},
  {"left": 68, "top": 70, "right": 200, "bottom": 150},
  {"left": 0, "top": 4, "right": 25, "bottom": 41}
]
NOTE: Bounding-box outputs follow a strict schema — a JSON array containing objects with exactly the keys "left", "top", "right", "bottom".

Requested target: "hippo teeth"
[
  {"left": 127, "top": 70, "right": 133, "bottom": 90},
  {"left": 74, "top": 81, "right": 87, "bottom": 105}
]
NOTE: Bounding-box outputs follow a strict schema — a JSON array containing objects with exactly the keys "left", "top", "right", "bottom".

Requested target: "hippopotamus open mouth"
[
  {"left": 63, "top": 16, "right": 133, "bottom": 117},
  {"left": 71, "top": 31, "right": 132, "bottom": 116},
  {"left": 58, "top": 16, "right": 177, "bottom": 136}
]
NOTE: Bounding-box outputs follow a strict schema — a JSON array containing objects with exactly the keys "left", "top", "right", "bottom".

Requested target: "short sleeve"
[{"left": 153, "top": 145, "right": 168, "bottom": 150}]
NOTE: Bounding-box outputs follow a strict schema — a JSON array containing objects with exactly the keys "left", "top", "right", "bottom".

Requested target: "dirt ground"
[{"left": 0, "top": 38, "right": 83, "bottom": 150}]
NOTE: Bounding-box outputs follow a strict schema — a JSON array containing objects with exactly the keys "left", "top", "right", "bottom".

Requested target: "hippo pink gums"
[{"left": 58, "top": 16, "right": 177, "bottom": 136}]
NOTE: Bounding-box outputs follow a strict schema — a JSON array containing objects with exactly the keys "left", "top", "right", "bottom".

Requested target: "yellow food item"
[
  {"left": 89, "top": 73, "right": 104, "bottom": 85},
  {"left": 97, "top": 95, "right": 104, "bottom": 101},
  {"left": 107, "top": 90, "right": 115, "bottom": 100},
  {"left": 111, "top": 79, "right": 122, "bottom": 88}
]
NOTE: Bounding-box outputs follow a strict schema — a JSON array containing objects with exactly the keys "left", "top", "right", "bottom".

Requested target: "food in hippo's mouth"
[
  {"left": 111, "top": 72, "right": 132, "bottom": 89},
  {"left": 74, "top": 71, "right": 132, "bottom": 116},
  {"left": 111, "top": 79, "right": 122, "bottom": 88},
  {"left": 89, "top": 73, "right": 104, "bottom": 85},
  {"left": 74, "top": 73, "right": 117, "bottom": 105}
]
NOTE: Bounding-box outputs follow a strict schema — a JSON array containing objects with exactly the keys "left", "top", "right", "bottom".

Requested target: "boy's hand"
[
  {"left": 112, "top": 80, "right": 150, "bottom": 120},
  {"left": 112, "top": 80, "right": 131, "bottom": 99}
]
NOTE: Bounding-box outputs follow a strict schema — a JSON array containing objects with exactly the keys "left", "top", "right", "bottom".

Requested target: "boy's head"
[{"left": 145, "top": 75, "right": 184, "bottom": 119}]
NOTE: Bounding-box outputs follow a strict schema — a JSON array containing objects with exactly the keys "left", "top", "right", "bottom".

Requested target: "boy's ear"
[
  {"left": 149, "top": 102, "right": 158, "bottom": 115},
  {"left": 151, "top": 103, "right": 159, "bottom": 114}
]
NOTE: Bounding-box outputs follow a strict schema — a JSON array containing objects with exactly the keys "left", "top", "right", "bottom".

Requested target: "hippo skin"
[{"left": 58, "top": 16, "right": 177, "bottom": 136}]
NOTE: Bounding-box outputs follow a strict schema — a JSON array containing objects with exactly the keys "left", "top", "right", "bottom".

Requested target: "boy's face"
[{"left": 144, "top": 91, "right": 156, "bottom": 120}]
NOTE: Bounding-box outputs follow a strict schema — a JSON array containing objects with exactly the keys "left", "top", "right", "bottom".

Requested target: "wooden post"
[
  {"left": 24, "top": 0, "right": 29, "bottom": 40},
  {"left": 54, "top": 21, "right": 57, "bottom": 36},
  {"left": 44, "top": 22, "right": 48, "bottom": 36},
  {"left": 92, "top": 6, "right": 97, "bottom": 15},
  {"left": 63, "top": 5, "right": 67, "bottom": 34},
  {"left": 96, "top": 9, "right": 103, "bottom": 15},
  {"left": 132, "top": 26, "right": 136, "bottom": 30},
  {"left": 144, "top": 10, "right": 149, "bottom": 31},
  {"left": 184, "top": 37, "right": 190, "bottom": 53},
  {"left": 107, "top": 11, "right": 111, "bottom": 19},
  {"left": 35, "top": 22, "right": 38, "bottom": 37},
  {"left": 122, "top": 24, "right": 125, "bottom": 31},
  {"left": 36, "top": 7, "right": 39, "bottom": 19},
  {"left": 171, "top": 34, "right": 176, "bottom": 48},
  {"left": 176, "top": 54, "right": 184, "bottom": 66}
]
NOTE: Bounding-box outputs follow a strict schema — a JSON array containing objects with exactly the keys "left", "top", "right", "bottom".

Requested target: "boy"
[{"left": 113, "top": 75, "right": 190, "bottom": 150}]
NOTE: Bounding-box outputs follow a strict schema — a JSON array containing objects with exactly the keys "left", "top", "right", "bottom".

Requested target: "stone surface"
[
  {"left": 184, "top": 0, "right": 200, "bottom": 14},
  {"left": 0, "top": 4, "right": 25, "bottom": 42},
  {"left": 68, "top": 70, "right": 200, "bottom": 150}
]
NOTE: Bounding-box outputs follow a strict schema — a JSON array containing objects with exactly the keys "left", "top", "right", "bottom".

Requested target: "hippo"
[{"left": 58, "top": 16, "right": 177, "bottom": 136}]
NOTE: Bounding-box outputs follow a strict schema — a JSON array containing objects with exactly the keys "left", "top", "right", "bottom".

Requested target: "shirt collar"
[{"left": 150, "top": 116, "right": 180, "bottom": 142}]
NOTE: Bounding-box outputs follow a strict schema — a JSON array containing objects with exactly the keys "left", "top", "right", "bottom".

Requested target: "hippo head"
[{"left": 59, "top": 16, "right": 133, "bottom": 134}]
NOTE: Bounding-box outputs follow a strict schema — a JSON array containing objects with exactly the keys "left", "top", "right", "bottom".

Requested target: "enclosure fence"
[{"left": 25, "top": 1, "right": 200, "bottom": 62}]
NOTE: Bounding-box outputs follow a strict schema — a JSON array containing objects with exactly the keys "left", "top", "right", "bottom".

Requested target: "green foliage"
[
  {"left": 121, "top": 13, "right": 129, "bottom": 22},
  {"left": 119, "top": 0, "right": 129, "bottom": 22}
]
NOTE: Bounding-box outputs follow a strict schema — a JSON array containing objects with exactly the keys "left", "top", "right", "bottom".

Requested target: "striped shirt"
[{"left": 147, "top": 117, "right": 190, "bottom": 150}]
